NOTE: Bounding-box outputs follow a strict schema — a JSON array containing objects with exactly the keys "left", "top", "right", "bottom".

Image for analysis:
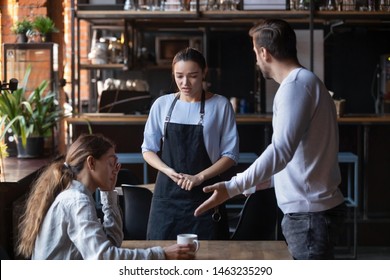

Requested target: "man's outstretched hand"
[{"left": 194, "top": 182, "right": 230, "bottom": 217}]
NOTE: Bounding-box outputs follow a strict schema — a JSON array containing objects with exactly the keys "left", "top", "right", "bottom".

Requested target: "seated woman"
[{"left": 17, "top": 134, "right": 193, "bottom": 260}]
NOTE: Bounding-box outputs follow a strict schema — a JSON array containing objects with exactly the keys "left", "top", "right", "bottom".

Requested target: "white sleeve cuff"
[
  {"left": 100, "top": 190, "right": 118, "bottom": 206},
  {"left": 225, "top": 177, "right": 245, "bottom": 198},
  {"left": 243, "top": 186, "right": 257, "bottom": 195}
]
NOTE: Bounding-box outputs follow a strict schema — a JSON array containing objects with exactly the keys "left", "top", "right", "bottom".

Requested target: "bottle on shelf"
[{"left": 124, "top": 0, "right": 136, "bottom": 10}]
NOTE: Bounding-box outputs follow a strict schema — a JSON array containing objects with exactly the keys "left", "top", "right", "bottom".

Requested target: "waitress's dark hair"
[
  {"left": 172, "top": 47, "right": 207, "bottom": 73},
  {"left": 17, "top": 134, "right": 115, "bottom": 258}
]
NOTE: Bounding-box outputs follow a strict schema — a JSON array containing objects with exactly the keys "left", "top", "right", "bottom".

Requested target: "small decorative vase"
[{"left": 16, "top": 33, "right": 28, "bottom": 43}]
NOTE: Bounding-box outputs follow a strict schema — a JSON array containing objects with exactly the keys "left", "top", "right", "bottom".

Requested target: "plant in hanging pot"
[
  {"left": 11, "top": 18, "right": 33, "bottom": 43},
  {"left": 0, "top": 66, "right": 63, "bottom": 158},
  {"left": 32, "top": 15, "right": 59, "bottom": 42}
]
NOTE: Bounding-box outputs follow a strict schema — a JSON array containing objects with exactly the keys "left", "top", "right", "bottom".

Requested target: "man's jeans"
[{"left": 281, "top": 203, "right": 347, "bottom": 260}]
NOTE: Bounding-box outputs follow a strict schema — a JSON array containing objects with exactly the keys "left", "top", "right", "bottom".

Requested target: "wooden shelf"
[
  {"left": 66, "top": 114, "right": 390, "bottom": 125},
  {"left": 71, "top": 1, "right": 390, "bottom": 114},
  {"left": 79, "top": 63, "right": 126, "bottom": 70},
  {"left": 314, "top": 10, "right": 390, "bottom": 21},
  {"left": 75, "top": 10, "right": 199, "bottom": 22},
  {"left": 75, "top": 10, "right": 390, "bottom": 24}
]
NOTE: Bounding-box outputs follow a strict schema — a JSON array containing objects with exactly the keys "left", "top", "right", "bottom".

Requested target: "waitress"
[{"left": 142, "top": 47, "right": 239, "bottom": 240}]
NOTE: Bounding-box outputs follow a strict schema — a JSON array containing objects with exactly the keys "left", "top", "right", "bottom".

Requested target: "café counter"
[
  {"left": 65, "top": 113, "right": 390, "bottom": 125},
  {"left": 65, "top": 113, "right": 390, "bottom": 160},
  {"left": 66, "top": 113, "right": 390, "bottom": 245},
  {"left": 65, "top": 113, "right": 390, "bottom": 169}
]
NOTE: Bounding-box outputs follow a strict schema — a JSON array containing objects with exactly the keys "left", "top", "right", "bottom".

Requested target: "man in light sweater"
[{"left": 195, "top": 19, "right": 346, "bottom": 260}]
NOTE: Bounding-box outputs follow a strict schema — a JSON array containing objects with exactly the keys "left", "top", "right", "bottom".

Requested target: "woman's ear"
[{"left": 86, "top": 155, "right": 95, "bottom": 171}]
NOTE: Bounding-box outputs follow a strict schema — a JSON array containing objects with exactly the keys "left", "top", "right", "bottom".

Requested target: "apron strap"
[
  {"left": 164, "top": 91, "right": 206, "bottom": 136},
  {"left": 198, "top": 90, "right": 205, "bottom": 125},
  {"left": 164, "top": 93, "right": 180, "bottom": 137}
]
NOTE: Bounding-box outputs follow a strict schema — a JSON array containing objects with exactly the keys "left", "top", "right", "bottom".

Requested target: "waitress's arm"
[
  {"left": 179, "top": 156, "right": 235, "bottom": 191},
  {"left": 143, "top": 151, "right": 183, "bottom": 183},
  {"left": 197, "top": 156, "right": 235, "bottom": 182}
]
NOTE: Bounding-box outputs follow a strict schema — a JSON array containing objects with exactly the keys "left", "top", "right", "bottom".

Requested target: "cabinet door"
[{"left": 3, "top": 43, "right": 58, "bottom": 93}]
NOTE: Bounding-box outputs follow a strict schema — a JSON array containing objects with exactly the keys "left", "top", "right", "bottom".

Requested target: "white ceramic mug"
[{"left": 177, "top": 233, "right": 200, "bottom": 254}]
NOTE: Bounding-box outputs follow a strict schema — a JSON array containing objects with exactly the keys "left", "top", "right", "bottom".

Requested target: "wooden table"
[
  {"left": 122, "top": 240, "right": 292, "bottom": 260},
  {"left": 116, "top": 183, "right": 155, "bottom": 195}
]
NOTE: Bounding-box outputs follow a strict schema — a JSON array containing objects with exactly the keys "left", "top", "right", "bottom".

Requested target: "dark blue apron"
[{"left": 147, "top": 92, "right": 229, "bottom": 240}]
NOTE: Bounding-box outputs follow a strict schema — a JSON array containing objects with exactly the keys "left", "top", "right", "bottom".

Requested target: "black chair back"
[
  {"left": 117, "top": 168, "right": 141, "bottom": 186},
  {"left": 121, "top": 184, "right": 153, "bottom": 240},
  {"left": 0, "top": 246, "right": 9, "bottom": 260},
  {"left": 231, "top": 188, "right": 280, "bottom": 240}
]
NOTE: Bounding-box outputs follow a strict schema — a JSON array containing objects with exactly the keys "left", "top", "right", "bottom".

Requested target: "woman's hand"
[
  {"left": 163, "top": 244, "right": 195, "bottom": 260},
  {"left": 143, "top": 151, "right": 183, "bottom": 183},
  {"left": 176, "top": 157, "right": 235, "bottom": 191},
  {"left": 162, "top": 166, "right": 183, "bottom": 183},
  {"left": 177, "top": 174, "right": 205, "bottom": 191}
]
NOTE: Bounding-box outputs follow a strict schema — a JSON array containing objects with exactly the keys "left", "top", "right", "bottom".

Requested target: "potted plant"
[
  {"left": 32, "top": 15, "right": 59, "bottom": 42},
  {"left": 0, "top": 126, "right": 9, "bottom": 176},
  {"left": 11, "top": 18, "right": 33, "bottom": 43},
  {"left": 0, "top": 66, "right": 63, "bottom": 158}
]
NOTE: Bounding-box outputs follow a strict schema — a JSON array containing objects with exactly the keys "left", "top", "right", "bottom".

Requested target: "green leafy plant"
[
  {"left": 11, "top": 18, "right": 33, "bottom": 35},
  {"left": 0, "top": 65, "right": 63, "bottom": 147},
  {"left": 0, "top": 141, "right": 8, "bottom": 175},
  {"left": 32, "top": 15, "right": 58, "bottom": 36}
]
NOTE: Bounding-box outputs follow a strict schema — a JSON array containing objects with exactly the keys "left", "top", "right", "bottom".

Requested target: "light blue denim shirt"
[{"left": 32, "top": 180, "right": 165, "bottom": 259}]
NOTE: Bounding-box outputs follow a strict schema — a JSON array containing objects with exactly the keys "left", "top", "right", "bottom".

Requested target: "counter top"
[
  {"left": 0, "top": 157, "right": 51, "bottom": 184},
  {"left": 66, "top": 114, "right": 390, "bottom": 125}
]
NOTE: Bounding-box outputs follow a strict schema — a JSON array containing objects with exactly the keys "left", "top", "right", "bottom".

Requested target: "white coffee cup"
[{"left": 177, "top": 233, "right": 200, "bottom": 254}]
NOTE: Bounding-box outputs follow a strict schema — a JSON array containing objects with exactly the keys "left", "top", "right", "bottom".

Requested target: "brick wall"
[
  {"left": 58, "top": 0, "right": 91, "bottom": 108},
  {"left": 0, "top": 0, "right": 91, "bottom": 152},
  {"left": 1, "top": 0, "right": 47, "bottom": 45},
  {"left": 1, "top": 0, "right": 91, "bottom": 103},
  {"left": 1, "top": 0, "right": 48, "bottom": 81}
]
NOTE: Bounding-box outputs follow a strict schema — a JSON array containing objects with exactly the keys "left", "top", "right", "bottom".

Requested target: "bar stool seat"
[{"left": 338, "top": 152, "right": 359, "bottom": 207}]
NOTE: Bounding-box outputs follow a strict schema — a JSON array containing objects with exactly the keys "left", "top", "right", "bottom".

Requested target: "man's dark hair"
[{"left": 249, "top": 19, "right": 298, "bottom": 61}]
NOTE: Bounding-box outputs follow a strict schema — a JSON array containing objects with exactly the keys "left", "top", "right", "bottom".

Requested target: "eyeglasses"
[{"left": 106, "top": 155, "right": 121, "bottom": 171}]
